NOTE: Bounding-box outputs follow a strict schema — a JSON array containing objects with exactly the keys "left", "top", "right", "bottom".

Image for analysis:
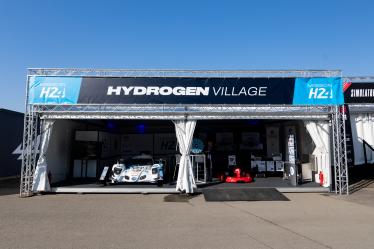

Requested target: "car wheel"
[{"left": 157, "top": 180, "right": 163, "bottom": 187}]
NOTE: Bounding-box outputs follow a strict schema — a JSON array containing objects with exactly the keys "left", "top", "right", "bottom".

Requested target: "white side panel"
[
  {"left": 47, "top": 120, "right": 86, "bottom": 183},
  {"left": 351, "top": 113, "right": 374, "bottom": 165},
  {"left": 304, "top": 121, "right": 331, "bottom": 187}
]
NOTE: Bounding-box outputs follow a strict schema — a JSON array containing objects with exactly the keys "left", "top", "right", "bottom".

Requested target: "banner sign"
[
  {"left": 28, "top": 76, "right": 82, "bottom": 105},
  {"left": 344, "top": 81, "right": 374, "bottom": 103},
  {"left": 292, "top": 77, "right": 344, "bottom": 105},
  {"left": 28, "top": 76, "right": 343, "bottom": 105}
]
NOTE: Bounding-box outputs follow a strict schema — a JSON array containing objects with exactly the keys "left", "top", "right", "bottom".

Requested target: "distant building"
[{"left": 0, "top": 108, "right": 24, "bottom": 178}]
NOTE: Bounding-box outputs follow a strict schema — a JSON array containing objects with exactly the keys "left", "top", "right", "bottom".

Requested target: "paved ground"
[{"left": 1, "top": 181, "right": 374, "bottom": 249}]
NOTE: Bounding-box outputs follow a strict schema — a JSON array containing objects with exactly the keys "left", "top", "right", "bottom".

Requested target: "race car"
[{"left": 110, "top": 154, "right": 164, "bottom": 186}]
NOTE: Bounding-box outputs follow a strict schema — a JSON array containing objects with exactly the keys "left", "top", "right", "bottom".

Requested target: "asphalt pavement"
[{"left": 1, "top": 181, "right": 374, "bottom": 249}]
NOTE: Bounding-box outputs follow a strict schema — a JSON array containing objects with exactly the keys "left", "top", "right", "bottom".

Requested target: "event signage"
[
  {"left": 343, "top": 81, "right": 374, "bottom": 103},
  {"left": 28, "top": 76, "right": 343, "bottom": 105},
  {"left": 292, "top": 77, "right": 344, "bottom": 105}
]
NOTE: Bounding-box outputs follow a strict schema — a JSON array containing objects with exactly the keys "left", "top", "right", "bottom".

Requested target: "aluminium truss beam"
[
  {"left": 347, "top": 104, "right": 374, "bottom": 113},
  {"left": 37, "top": 104, "right": 332, "bottom": 120},
  {"left": 28, "top": 68, "right": 341, "bottom": 78}
]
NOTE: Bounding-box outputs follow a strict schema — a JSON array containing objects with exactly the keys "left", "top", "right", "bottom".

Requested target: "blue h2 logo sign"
[
  {"left": 39, "top": 84, "right": 66, "bottom": 99},
  {"left": 28, "top": 76, "right": 82, "bottom": 104},
  {"left": 308, "top": 86, "right": 333, "bottom": 99},
  {"left": 293, "top": 77, "right": 343, "bottom": 105}
]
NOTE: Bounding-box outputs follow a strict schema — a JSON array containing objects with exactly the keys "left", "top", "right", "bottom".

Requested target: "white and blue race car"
[{"left": 110, "top": 154, "right": 164, "bottom": 186}]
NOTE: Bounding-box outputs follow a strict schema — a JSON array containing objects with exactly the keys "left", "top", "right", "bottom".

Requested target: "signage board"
[
  {"left": 344, "top": 81, "right": 374, "bottom": 103},
  {"left": 292, "top": 77, "right": 344, "bottom": 105},
  {"left": 28, "top": 76, "right": 343, "bottom": 105}
]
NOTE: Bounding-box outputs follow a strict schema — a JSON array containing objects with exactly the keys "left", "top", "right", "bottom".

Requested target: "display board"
[
  {"left": 28, "top": 76, "right": 344, "bottom": 105},
  {"left": 284, "top": 126, "right": 297, "bottom": 163}
]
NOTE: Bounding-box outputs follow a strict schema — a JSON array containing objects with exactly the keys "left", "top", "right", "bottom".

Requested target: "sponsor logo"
[
  {"left": 307, "top": 86, "right": 333, "bottom": 99},
  {"left": 343, "top": 82, "right": 352, "bottom": 92},
  {"left": 12, "top": 135, "right": 41, "bottom": 160},
  {"left": 39, "top": 83, "right": 66, "bottom": 99},
  {"left": 350, "top": 89, "right": 374, "bottom": 98},
  {"left": 28, "top": 76, "right": 82, "bottom": 104}
]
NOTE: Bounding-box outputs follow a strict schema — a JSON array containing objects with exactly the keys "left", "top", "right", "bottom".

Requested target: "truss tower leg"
[
  {"left": 20, "top": 105, "right": 39, "bottom": 197},
  {"left": 332, "top": 105, "right": 349, "bottom": 195}
]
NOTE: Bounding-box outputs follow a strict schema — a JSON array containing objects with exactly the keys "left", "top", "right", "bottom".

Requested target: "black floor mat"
[{"left": 202, "top": 188, "right": 289, "bottom": 202}]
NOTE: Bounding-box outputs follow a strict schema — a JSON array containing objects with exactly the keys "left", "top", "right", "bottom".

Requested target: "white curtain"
[
  {"left": 305, "top": 121, "right": 330, "bottom": 187},
  {"left": 32, "top": 120, "right": 55, "bottom": 192},
  {"left": 174, "top": 120, "right": 196, "bottom": 193},
  {"left": 351, "top": 113, "right": 374, "bottom": 165}
]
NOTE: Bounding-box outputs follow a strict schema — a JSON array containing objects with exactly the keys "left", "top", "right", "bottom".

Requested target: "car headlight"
[
  {"left": 124, "top": 175, "right": 130, "bottom": 180},
  {"left": 140, "top": 175, "right": 146, "bottom": 180},
  {"left": 152, "top": 168, "right": 158, "bottom": 174}
]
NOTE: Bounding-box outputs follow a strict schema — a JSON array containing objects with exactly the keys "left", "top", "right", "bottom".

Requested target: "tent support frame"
[
  {"left": 20, "top": 66, "right": 345, "bottom": 196},
  {"left": 19, "top": 104, "right": 349, "bottom": 197},
  {"left": 20, "top": 105, "right": 39, "bottom": 197},
  {"left": 332, "top": 105, "right": 349, "bottom": 195}
]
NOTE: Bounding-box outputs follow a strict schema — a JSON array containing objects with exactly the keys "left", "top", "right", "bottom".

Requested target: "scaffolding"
[{"left": 20, "top": 69, "right": 349, "bottom": 196}]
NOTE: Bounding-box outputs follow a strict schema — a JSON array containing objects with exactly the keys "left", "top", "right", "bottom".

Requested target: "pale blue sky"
[{"left": 1, "top": 0, "right": 373, "bottom": 112}]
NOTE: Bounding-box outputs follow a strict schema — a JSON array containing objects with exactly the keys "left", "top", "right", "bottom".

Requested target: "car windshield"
[{"left": 126, "top": 158, "right": 153, "bottom": 166}]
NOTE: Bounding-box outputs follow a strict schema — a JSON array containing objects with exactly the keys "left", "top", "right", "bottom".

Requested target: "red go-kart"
[{"left": 221, "top": 167, "right": 253, "bottom": 183}]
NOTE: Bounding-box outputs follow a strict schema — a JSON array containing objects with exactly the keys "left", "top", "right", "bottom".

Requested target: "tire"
[{"left": 157, "top": 180, "right": 163, "bottom": 187}]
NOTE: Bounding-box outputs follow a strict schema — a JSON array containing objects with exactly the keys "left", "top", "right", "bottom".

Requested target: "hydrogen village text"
[{"left": 107, "top": 86, "right": 268, "bottom": 97}]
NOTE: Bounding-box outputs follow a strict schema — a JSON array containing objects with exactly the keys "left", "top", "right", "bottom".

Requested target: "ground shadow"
[
  {"left": 0, "top": 178, "right": 19, "bottom": 196},
  {"left": 349, "top": 164, "right": 374, "bottom": 194}
]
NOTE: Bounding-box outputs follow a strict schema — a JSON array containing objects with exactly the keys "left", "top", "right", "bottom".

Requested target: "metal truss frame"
[
  {"left": 36, "top": 104, "right": 331, "bottom": 120},
  {"left": 28, "top": 68, "right": 341, "bottom": 78},
  {"left": 343, "top": 76, "right": 374, "bottom": 83},
  {"left": 348, "top": 104, "right": 374, "bottom": 114},
  {"left": 332, "top": 105, "right": 349, "bottom": 195},
  {"left": 20, "top": 69, "right": 348, "bottom": 196},
  {"left": 20, "top": 104, "right": 39, "bottom": 197}
]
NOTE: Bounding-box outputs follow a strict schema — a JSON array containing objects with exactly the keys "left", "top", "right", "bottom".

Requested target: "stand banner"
[
  {"left": 344, "top": 81, "right": 374, "bottom": 103},
  {"left": 28, "top": 76, "right": 343, "bottom": 105}
]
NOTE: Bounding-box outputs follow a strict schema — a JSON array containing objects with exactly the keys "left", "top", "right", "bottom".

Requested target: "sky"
[{"left": 0, "top": 0, "right": 374, "bottom": 112}]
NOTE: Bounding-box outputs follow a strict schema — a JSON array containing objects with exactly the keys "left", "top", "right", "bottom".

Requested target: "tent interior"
[{"left": 43, "top": 118, "right": 331, "bottom": 190}]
